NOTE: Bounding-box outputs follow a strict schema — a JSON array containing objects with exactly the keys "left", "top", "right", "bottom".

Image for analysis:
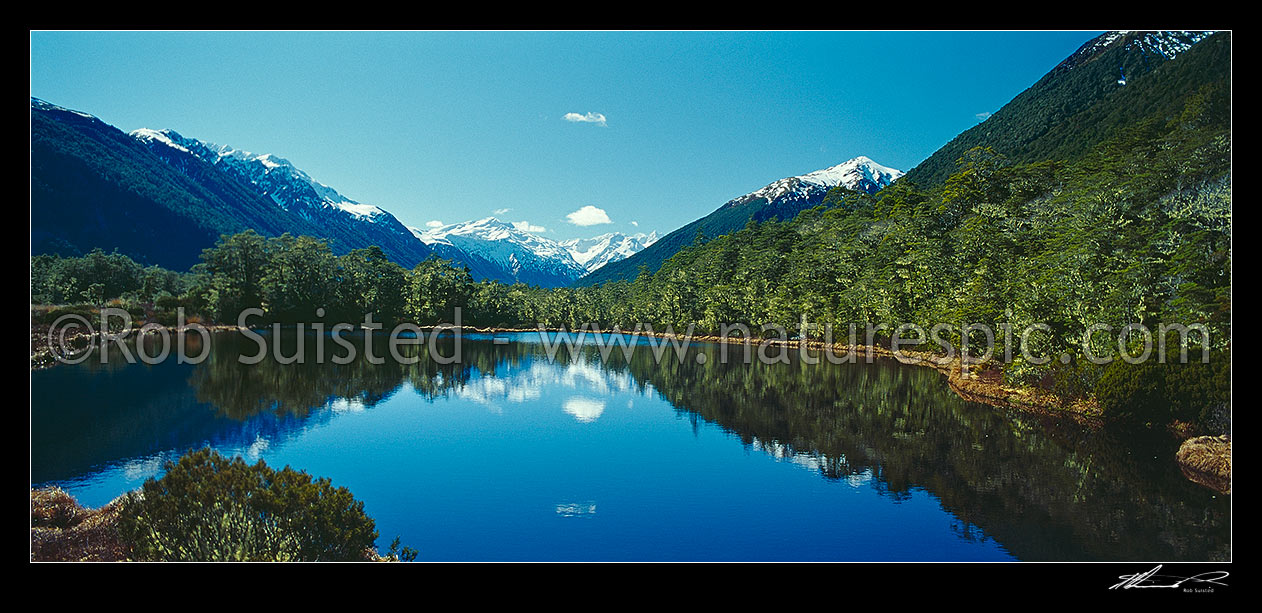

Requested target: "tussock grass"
[
  {"left": 1176, "top": 435, "right": 1231, "bottom": 494},
  {"left": 30, "top": 487, "right": 129, "bottom": 561}
]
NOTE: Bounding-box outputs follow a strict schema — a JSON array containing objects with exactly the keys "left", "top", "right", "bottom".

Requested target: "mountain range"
[
  {"left": 31, "top": 100, "right": 659, "bottom": 285},
  {"left": 408, "top": 217, "right": 659, "bottom": 286},
  {"left": 35, "top": 30, "right": 1213, "bottom": 290},
  {"left": 408, "top": 156, "right": 902, "bottom": 287},
  {"left": 30, "top": 98, "right": 894, "bottom": 288},
  {"left": 561, "top": 231, "right": 659, "bottom": 273}
]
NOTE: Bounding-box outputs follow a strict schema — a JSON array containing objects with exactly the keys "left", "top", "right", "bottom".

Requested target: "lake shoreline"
[
  {"left": 30, "top": 321, "right": 241, "bottom": 371},
  {"left": 31, "top": 320, "right": 1101, "bottom": 423},
  {"left": 30, "top": 321, "right": 1229, "bottom": 493}
]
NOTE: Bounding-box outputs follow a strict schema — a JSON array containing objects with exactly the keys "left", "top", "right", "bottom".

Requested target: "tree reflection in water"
[{"left": 37, "top": 331, "right": 1231, "bottom": 561}]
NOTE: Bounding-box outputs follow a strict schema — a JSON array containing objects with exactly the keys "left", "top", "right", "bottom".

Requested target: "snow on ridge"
[
  {"left": 201, "top": 141, "right": 351, "bottom": 203},
  {"left": 409, "top": 226, "right": 452, "bottom": 246},
  {"left": 797, "top": 156, "right": 904, "bottom": 188},
  {"left": 413, "top": 217, "right": 659, "bottom": 277},
  {"left": 139, "top": 132, "right": 392, "bottom": 225},
  {"left": 1059, "top": 30, "right": 1214, "bottom": 72},
  {"left": 31, "top": 97, "right": 97, "bottom": 119},
  {"left": 333, "top": 201, "right": 386, "bottom": 220},
  {"left": 1125, "top": 31, "right": 1214, "bottom": 61},
  {"left": 417, "top": 217, "right": 583, "bottom": 273},
  {"left": 733, "top": 156, "right": 903, "bottom": 206},
  {"left": 1064, "top": 31, "right": 1128, "bottom": 67},
  {"left": 559, "top": 231, "right": 659, "bottom": 271},
  {"left": 130, "top": 128, "right": 192, "bottom": 154}
]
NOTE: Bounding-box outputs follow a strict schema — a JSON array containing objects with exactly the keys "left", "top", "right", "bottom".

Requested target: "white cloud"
[
  {"left": 566, "top": 205, "right": 613, "bottom": 227},
  {"left": 562, "top": 396, "right": 606, "bottom": 423},
  {"left": 425, "top": 220, "right": 444, "bottom": 229},
  {"left": 513, "top": 220, "right": 547, "bottom": 233},
  {"left": 493, "top": 207, "right": 512, "bottom": 215},
  {"left": 562, "top": 112, "right": 607, "bottom": 127},
  {"left": 629, "top": 220, "right": 639, "bottom": 227},
  {"left": 975, "top": 111, "right": 992, "bottom": 121}
]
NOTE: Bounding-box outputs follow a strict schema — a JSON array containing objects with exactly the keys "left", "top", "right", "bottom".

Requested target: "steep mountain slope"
[
  {"left": 131, "top": 129, "right": 432, "bottom": 269},
  {"left": 902, "top": 30, "right": 1222, "bottom": 188},
  {"left": 31, "top": 99, "right": 329, "bottom": 270},
  {"left": 31, "top": 98, "right": 433, "bottom": 271},
  {"left": 576, "top": 156, "right": 902, "bottom": 286}
]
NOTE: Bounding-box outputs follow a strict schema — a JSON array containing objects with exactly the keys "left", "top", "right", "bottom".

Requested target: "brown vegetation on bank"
[
  {"left": 30, "top": 487, "right": 129, "bottom": 562},
  {"left": 1176, "top": 435, "right": 1232, "bottom": 495}
]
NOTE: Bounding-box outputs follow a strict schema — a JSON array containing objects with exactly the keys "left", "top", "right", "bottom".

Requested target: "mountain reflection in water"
[{"left": 31, "top": 331, "right": 1230, "bottom": 561}]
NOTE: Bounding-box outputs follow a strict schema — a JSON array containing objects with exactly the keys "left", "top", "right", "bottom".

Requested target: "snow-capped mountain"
[
  {"left": 131, "top": 128, "right": 431, "bottom": 267},
  {"left": 721, "top": 156, "right": 903, "bottom": 211},
  {"left": 578, "top": 156, "right": 902, "bottom": 285},
  {"left": 901, "top": 31, "right": 1222, "bottom": 189},
  {"left": 409, "top": 219, "right": 659, "bottom": 286},
  {"left": 411, "top": 218, "right": 584, "bottom": 287},
  {"left": 560, "top": 231, "right": 660, "bottom": 274},
  {"left": 132, "top": 129, "right": 388, "bottom": 222},
  {"left": 129, "top": 125, "right": 654, "bottom": 285}
]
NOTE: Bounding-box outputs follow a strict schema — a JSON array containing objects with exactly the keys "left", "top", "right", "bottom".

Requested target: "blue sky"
[{"left": 31, "top": 30, "right": 1100, "bottom": 241}]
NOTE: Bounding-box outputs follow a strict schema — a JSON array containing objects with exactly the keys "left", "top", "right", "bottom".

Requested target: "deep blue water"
[{"left": 30, "top": 331, "right": 1229, "bottom": 561}]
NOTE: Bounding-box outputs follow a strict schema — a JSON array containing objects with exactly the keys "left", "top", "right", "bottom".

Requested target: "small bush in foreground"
[{"left": 117, "top": 448, "right": 379, "bottom": 561}]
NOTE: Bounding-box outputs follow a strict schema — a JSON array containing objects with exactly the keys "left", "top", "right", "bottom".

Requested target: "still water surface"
[{"left": 30, "top": 331, "right": 1230, "bottom": 561}]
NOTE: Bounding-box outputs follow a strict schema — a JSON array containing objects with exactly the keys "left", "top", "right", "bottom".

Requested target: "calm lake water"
[{"left": 30, "top": 331, "right": 1230, "bottom": 561}]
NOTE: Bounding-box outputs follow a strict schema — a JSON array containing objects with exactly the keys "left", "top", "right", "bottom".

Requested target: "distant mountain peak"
[
  {"left": 418, "top": 217, "right": 523, "bottom": 243},
  {"left": 409, "top": 218, "right": 659, "bottom": 285},
  {"left": 560, "top": 231, "right": 660, "bottom": 272},
  {"left": 795, "top": 156, "right": 904, "bottom": 190},
  {"left": 724, "top": 156, "right": 902, "bottom": 210},
  {"left": 409, "top": 216, "right": 594, "bottom": 286}
]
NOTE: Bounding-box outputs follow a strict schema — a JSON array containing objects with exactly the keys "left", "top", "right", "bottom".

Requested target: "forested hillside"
[
  {"left": 31, "top": 100, "right": 327, "bottom": 269},
  {"left": 577, "top": 157, "right": 901, "bottom": 285},
  {"left": 902, "top": 31, "right": 1222, "bottom": 187},
  {"left": 31, "top": 100, "right": 432, "bottom": 271}
]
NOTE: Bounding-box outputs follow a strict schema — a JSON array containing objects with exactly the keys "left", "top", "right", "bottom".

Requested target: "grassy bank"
[{"left": 30, "top": 487, "right": 129, "bottom": 562}]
